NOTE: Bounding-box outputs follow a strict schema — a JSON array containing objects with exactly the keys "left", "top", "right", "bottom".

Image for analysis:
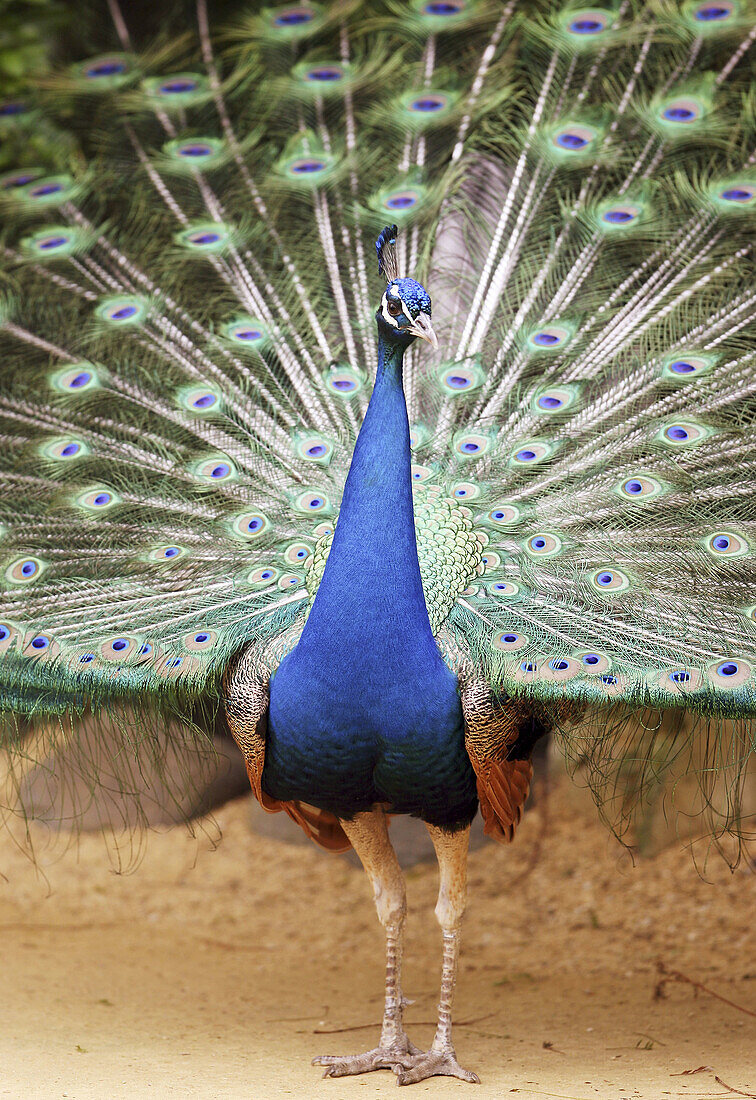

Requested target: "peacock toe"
[
  {"left": 393, "top": 1049, "right": 480, "bottom": 1085},
  {"left": 313, "top": 1036, "right": 422, "bottom": 1078}
]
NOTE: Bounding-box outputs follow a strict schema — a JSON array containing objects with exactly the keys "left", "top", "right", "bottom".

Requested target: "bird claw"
[
  {"left": 393, "top": 1049, "right": 480, "bottom": 1085},
  {"left": 313, "top": 1036, "right": 422, "bottom": 1078}
]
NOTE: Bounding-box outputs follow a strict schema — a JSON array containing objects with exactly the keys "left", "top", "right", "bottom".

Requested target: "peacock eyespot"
[
  {"left": 291, "top": 159, "right": 326, "bottom": 174},
  {"left": 705, "top": 531, "right": 748, "bottom": 557},
  {"left": 590, "top": 567, "right": 630, "bottom": 593},
  {"left": 160, "top": 78, "right": 197, "bottom": 94},
  {"left": 488, "top": 505, "right": 520, "bottom": 525},
  {"left": 86, "top": 59, "right": 127, "bottom": 78},
  {"left": 0, "top": 101, "right": 26, "bottom": 117},
  {"left": 7, "top": 557, "right": 46, "bottom": 585},
  {"left": 409, "top": 95, "right": 447, "bottom": 113},
  {"left": 669, "top": 670, "right": 691, "bottom": 683},
  {"left": 583, "top": 654, "right": 599, "bottom": 664},
  {"left": 567, "top": 10, "right": 612, "bottom": 35},
  {"left": 659, "top": 97, "right": 704, "bottom": 126},
  {"left": 232, "top": 512, "right": 270, "bottom": 539},
  {"left": 384, "top": 191, "right": 418, "bottom": 210},
  {"left": 720, "top": 186, "right": 754, "bottom": 203},
  {"left": 493, "top": 630, "right": 529, "bottom": 652},
  {"left": 248, "top": 566, "right": 279, "bottom": 587},
  {"left": 525, "top": 532, "right": 561, "bottom": 556},
  {"left": 196, "top": 457, "right": 236, "bottom": 482},
  {"left": 693, "top": 3, "right": 734, "bottom": 20},
  {"left": 274, "top": 7, "right": 315, "bottom": 25},
  {"left": 708, "top": 657, "right": 751, "bottom": 687},
  {"left": 98, "top": 296, "right": 146, "bottom": 325},
  {"left": 78, "top": 488, "right": 119, "bottom": 511},
  {"left": 305, "top": 66, "right": 343, "bottom": 81},
  {"left": 423, "top": 2, "right": 466, "bottom": 14},
  {"left": 79, "top": 653, "right": 95, "bottom": 663}
]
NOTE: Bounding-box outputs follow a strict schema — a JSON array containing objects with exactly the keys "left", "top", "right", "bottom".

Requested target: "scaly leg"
[
  {"left": 394, "top": 823, "right": 479, "bottom": 1086},
  {"left": 313, "top": 807, "right": 420, "bottom": 1077}
]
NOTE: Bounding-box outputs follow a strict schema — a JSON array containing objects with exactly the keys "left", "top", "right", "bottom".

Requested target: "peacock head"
[{"left": 375, "top": 225, "right": 438, "bottom": 350}]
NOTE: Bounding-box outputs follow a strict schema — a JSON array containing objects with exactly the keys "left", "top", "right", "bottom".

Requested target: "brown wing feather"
[
  {"left": 460, "top": 679, "right": 537, "bottom": 844},
  {"left": 222, "top": 649, "right": 351, "bottom": 854}
]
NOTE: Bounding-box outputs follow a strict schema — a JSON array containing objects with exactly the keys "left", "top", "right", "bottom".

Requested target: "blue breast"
[{"left": 263, "top": 331, "right": 477, "bottom": 826}]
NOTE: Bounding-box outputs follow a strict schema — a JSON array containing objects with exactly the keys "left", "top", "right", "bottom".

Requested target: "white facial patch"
[{"left": 381, "top": 290, "right": 413, "bottom": 329}]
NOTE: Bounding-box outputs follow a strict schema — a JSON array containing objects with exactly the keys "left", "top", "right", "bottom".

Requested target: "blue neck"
[{"left": 295, "top": 333, "right": 438, "bottom": 676}]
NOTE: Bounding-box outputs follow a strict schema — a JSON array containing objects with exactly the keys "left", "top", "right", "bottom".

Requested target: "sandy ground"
[{"left": 0, "top": 775, "right": 754, "bottom": 1100}]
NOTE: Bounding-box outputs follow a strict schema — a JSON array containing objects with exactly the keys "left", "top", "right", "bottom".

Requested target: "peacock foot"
[
  {"left": 393, "top": 1048, "right": 480, "bottom": 1086},
  {"left": 313, "top": 1035, "right": 422, "bottom": 1078}
]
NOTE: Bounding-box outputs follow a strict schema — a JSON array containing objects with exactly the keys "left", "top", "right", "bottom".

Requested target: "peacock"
[{"left": 1, "top": 0, "right": 755, "bottom": 1085}]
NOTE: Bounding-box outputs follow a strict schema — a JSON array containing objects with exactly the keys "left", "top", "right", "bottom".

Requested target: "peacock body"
[{"left": 0, "top": 0, "right": 754, "bottom": 1084}]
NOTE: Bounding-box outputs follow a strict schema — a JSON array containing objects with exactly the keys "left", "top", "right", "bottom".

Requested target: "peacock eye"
[{"left": 387, "top": 299, "right": 402, "bottom": 317}]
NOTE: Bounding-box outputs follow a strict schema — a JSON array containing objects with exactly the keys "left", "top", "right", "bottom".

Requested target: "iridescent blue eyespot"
[
  {"left": 462, "top": 442, "right": 481, "bottom": 453},
  {"left": 246, "top": 518, "right": 263, "bottom": 532},
  {"left": 2, "top": 171, "right": 39, "bottom": 189},
  {"left": 424, "top": 2, "right": 464, "bottom": 12},
  {"left": 410, "top": 96, "right": 445, "bottom": 112},
  {"left": 111, "top": 305, "right": 137, "bottom": 320},
  {"left": 306, "top": 444, "right": 326, "bottom": 457},
  {"left": 178, "top": 143, "right": 213, "bottom": 158},
  {"left": 520, "top": 661, "right": 536, "bottom": 673},
  {"left": 333, "top": 378, "right": 355, "bottom": 391},
  {"left": 550, "top": 659, "right": 570, "bottom": 671},
  {"left": 503, "top": 634, "right": 518, "bottom": 643},
  {"left": 603, "top": 209, "right": 634, "bottom": 223},
  {"left": 93, "top": 493, "right": 111, "bottom": 506},
  {"left": 665, "top": 426, "right": 689, "bottom": 441},
  {"left": 306, "top": 67, "right": 342, "bottom": 81},
  {"left": 669, "top": 670, "right": 691, "bottom": 683},
  {"left": 193, "top": 393, "right": 217, "bottom": 409},
  {"left": 537, "top": 395, "right": 563, "bottom": 409},
  {"left": 22, "top": 562, "right": 37, "bottom": 577},
  {"left": 569, "top": 18, "right": 603, "bottom": 33},
  {"left": 190, "top": 231, "right": 220, "bottom": 245},
  {"left": 29, "top": 182, "right": 63, "bottom": 197},
  {"left": 713, "top": 535, "right": 730, "bottom": 550},
  {"left": 720, "top": 187, "right": 753, "bottom": 202},
  {"left": 211, "top": 463, "right": 230, "bottom": 479},
  {"left": 163, "top": 547, "right": 180, "bottom": 558},
  {"left": 556, "top": 132, "right": 588, "bottom": 149},
  {"left": 86, "top": 60, "right": 126, "bottom": 77},
  {"left": 194, "top": 633, "right": 209, "bottom": 643},
  {"left": 161, "top": 79, "right": 197, "bottom": 94},
  {"left": 531, "top": 537, "right": 546, "bottom": 549},
  {"left": 0, "top": 626, "right": 8, "bottom": 641},
  {"left": 582, "top": 654, "right": 600, "bottom": 665},
  {"left": 79, "top": 653, "right": 95, "bottom": 663},
  {"left": 291, "top": 159, "right": 325, "bottom": 174},
  {"left": 601, "top": 674, "right": 617, "bottom": 685},
  {"left": 597, "top": 571, "right": 613, "bottom": 585},
  {"left": 718, "top": 661, "right": 738, "bottom": 676},
  {"left": 0, "top": 101, "right": 26, "bottom": 116},
  {"left": 624, "top": 480, "right": 643, "bottom": 494},
  {"left": 275, "top": 9, "right": 313, "bottom": 23},
  {"left": 516, "top": 449, "right": 537, "bottom": 461},
  {"left": 670, "top": 360, "right": 696, "bottom": 374},
  {"left": 69, "top": 372, "right": 91, "bottom": 388},
  {"left": 138, "top": 643, "right": 152, "bottom": 655},
  {"left": 111, "top": 638, "right": 129, "bottom": 651},
  {"left": 448, "top": 375, "right": 472, "bottom": 389},
  {"left": 30, "top": 635, "right": 50, "bottom": 650},
  {"left": 236, "top": 328, "right": 262, "bottom": 341},
  {"left": 385, "top": 193, "right": 417, "bottom": 209},
  {"left": 663, "top": 106, "right": 695, "bottom": 122},
  {"left": 533, "top": 332, "right": 560, "bottom": 346},
  {"left": 61, "top": 444, "right": 80, "bottom": 457},
  {"left": 695, "top": 4, "right": 732, "bottom": 19}
]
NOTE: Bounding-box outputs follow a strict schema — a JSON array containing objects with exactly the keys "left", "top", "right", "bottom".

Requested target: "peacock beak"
[{"left": 408, "top": 312, "right": 438, "bottom": 349}]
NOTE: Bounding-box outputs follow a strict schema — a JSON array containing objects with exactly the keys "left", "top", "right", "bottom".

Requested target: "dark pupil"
[{"left": 388, "top": 300, "right": 402, "bottom": 316}]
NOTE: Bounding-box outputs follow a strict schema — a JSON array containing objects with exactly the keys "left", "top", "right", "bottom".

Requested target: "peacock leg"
[
  {"left": 313, "top": 806, "right": 421, "bottom": 1078},
  {"left": 394, "top": 823, "right": 479, "bottom": 1086}
]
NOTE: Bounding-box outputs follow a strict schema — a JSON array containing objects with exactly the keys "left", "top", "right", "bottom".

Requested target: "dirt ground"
[{"left": 0, "top": 774, "right": 754, "bottom": 1100}]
